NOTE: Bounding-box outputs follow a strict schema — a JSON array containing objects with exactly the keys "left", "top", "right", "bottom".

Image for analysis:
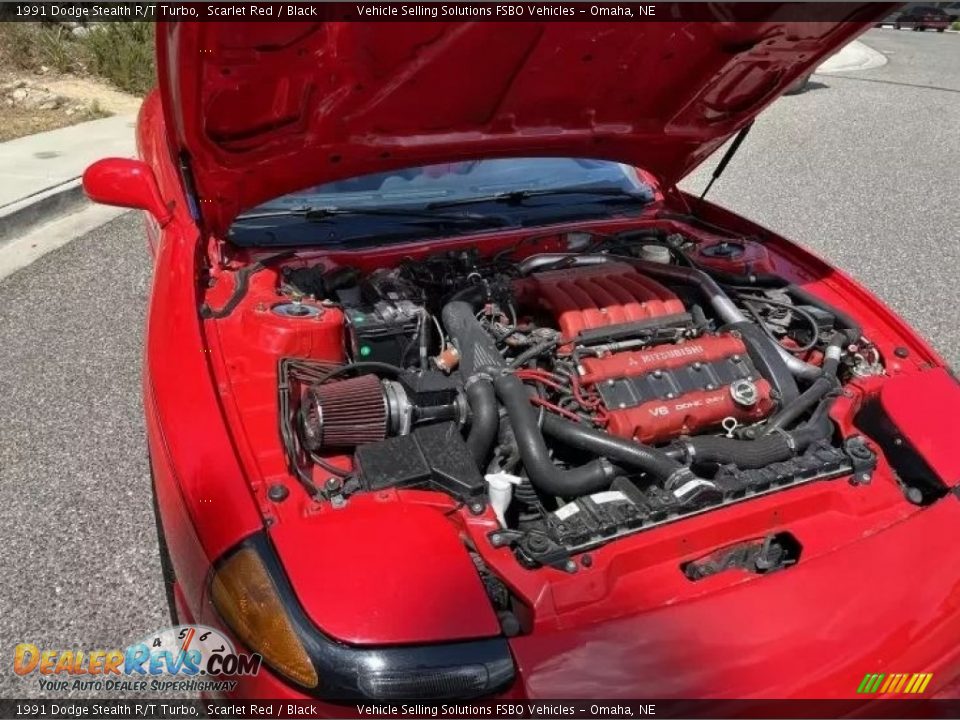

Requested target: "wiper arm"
[
  {"left": 428, "top": 186, "right": 653, "bottom": 210},
  {"left": 236, "top": 205, "right": 508, "bottom": 227}
]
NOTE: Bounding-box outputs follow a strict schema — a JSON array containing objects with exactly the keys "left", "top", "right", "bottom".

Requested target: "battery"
[{"left": 344, "top": 302, "right": 421, "bottom": 366}]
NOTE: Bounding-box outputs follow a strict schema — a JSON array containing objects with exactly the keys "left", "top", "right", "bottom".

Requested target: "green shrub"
[
  {"left": 0, "top": 23, "right": 86, "bottom": 74},
  {"left": 952, "top": 20, "right": 960, "bottom": 31},
  {"left": 79, "top": 22, "right": 156, "bottom": 96}
]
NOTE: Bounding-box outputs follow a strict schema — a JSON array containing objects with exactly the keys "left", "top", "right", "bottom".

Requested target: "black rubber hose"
[
  {"left": 724, "top": 320, "right": 800, "bottom": 406},
  {"left": 539, "top": 413, "right": 686, "bottom": 482},
  {"left": 702, "top": 268, "right": 786, "bottom": 288},
  {"left": 673, "top": 399, "right": 836, "bottom": 469},
  {"left": 761, "top": 333, "right": 844, "bottom": 434},
  {"left": 442, "top": 301, "right": 506, "bottom": 374},
  {"left": 509, "top": 338, "right": 559, "bottom": 368},
  {"left": 494, "top": 373, "right": 617, "bottom": 496},
  {"left": 680, "top": 434, "right": 794, "bottom": 469},
  {"left": 785, "top": 285, "right": 863, "bottom": 346},
  {"left": 464, "top": 379, "right": 499, "bottom": 466}
]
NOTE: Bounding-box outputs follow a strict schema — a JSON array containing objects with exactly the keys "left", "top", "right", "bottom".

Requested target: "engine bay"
[{"left": 203, "top": 224, "right": 901, "bottom": 572}]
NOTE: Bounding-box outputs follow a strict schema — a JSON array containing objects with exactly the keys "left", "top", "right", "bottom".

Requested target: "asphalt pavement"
[{"left": 0, "top": 28, "right": 957, "bottom": 699}]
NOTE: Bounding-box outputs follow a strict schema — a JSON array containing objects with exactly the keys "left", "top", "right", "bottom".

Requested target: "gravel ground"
[{"left": 0, "top": 27, "right": 957, "bottom": 699}]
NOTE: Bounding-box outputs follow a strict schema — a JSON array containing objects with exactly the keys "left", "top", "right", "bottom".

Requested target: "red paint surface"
[
  {"left": 270, "top": 497, "right": 501, "bottom": 645},
  {"left": 873, "top": 368, "right": 960, "bottom": 485},
  {"left": 153, "top": 13, "right": 891, "bottom": 234}
]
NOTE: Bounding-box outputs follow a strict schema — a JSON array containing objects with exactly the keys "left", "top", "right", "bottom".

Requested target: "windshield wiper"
[
  {"left": 427, "top": 186, "right": 653, "bottom": 210},
  {"left": 235, "top": 205, "right": 509, "bottom": 227}
]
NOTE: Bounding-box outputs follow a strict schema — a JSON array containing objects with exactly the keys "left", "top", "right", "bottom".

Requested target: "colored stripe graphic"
[{"left": 857, "top": 672, "right": 933, "bottom": 694}]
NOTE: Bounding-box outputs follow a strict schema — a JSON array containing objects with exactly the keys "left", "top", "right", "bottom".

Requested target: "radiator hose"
[{"left": 668, "top": 399, "right": 835, "bottom": 469}]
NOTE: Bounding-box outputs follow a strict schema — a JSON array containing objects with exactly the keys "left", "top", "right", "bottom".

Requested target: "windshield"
[{"left": 229, "top": 158, "right": 653, "bottom": 247}]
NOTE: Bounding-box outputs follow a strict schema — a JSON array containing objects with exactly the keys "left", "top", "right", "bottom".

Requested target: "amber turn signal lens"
[{"left": 211, "top": 546, "right": 318, "bottom": 689}]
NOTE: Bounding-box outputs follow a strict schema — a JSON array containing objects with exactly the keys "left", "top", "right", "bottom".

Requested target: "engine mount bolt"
[
  {"left": 894, "top": 346, "right": 910, "bottom": 358},
  {"left": 653, "top": 370, "right": 663, "bottom": 379},
  {"left": 692, "top": 362, "right": 702, "bottom": 370},
  {"left": 267, "top": 484, "right": 289, "bottom": 503},
  {"left": 706, "top": 383, "right": 716, "bottom": 391},
  {"left": 732, "top": 354, "right": 742, "bottom": 362},
  {"left": 906, "top": 486, "right": 924, "bottom": 505},
  {"left": 665, "top": 393, "right": 675, "bottom": 400},
  {"left": 469, "top": 502, "right": 485, "bottom": 515},
  {"left": 564, "top": 560, "right": 578, "bottom": 573},
  {"left": 490, "top": 533, "right": 503, "bottom": 547}
]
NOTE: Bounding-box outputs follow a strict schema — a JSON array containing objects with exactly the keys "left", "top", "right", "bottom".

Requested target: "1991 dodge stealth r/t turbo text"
[{"left": 82, "top": 11, "right": 960, "bottom": 704}]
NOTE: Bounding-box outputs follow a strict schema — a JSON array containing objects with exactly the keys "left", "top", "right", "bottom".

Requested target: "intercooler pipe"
[
  {"left": 464, "top": 378, "right": 499, "bottom": 465},
  {"left": 517, "top": 253, "right": 822, "bottom": 380},
  {"left": 443, "top": 299, "right": 620, "bottom": 494},
  {"left": 760, "top": 333, "right": 844, "bottom": 435},
  {"left": 667, "top": 399, "right": 836, "bottom": 469},
  {"left": 441, "top": 301, "right": 504, "bottom": 467},
  {"left": 672, "top": 266, "right": 864, "bottom": 348},
  {"left": 539, "top": 413, "right": 688, "bottom": 482},
  {"left": 494, "top": 372, "right": 619, "bottom": 496}
]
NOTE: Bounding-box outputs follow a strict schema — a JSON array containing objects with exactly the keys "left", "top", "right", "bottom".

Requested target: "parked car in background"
[{"left": 895, "top": 5, "right": 952, "bottom": 30}]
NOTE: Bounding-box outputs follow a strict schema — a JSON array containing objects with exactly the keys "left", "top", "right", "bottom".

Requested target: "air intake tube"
[{"left": 442, "top": 301, "right": 503, "bottom": 467}]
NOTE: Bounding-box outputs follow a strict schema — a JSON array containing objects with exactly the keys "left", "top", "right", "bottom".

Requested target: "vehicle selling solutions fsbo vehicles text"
[{"left": 354, "top": 4, "right": 655, "bottom": 18}]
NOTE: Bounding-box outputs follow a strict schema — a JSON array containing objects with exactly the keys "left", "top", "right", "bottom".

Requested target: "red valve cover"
[
  {"left": 517, "top": 263, "right": 776, "bottom": 443},
  {"left": 582, "top": 335, "right": 776, "bottom": 443},
  {"left": 514, "top": 262, "right": 685, "bottom": 339}
]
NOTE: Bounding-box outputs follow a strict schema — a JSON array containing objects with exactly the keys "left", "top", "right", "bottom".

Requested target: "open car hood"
[{"left": 156, "top": 7, "right": 891, "bottom": 236}]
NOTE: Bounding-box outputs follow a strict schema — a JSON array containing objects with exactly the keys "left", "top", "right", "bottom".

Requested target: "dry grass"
[
  {"left": 0, "top": 21, "right": 155, "bottom": 96},
  {"left": 0, "top": 101, "right": 110, "bottom": 143}
]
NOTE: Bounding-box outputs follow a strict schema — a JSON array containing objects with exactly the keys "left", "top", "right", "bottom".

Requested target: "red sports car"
[{"left": 83, "top": 14, "right": 960, "bottom": 705}]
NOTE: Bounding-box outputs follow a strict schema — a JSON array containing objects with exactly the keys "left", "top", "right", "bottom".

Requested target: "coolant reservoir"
[{"left": 639, "top": 244, "right": 672, "bottom": 264}]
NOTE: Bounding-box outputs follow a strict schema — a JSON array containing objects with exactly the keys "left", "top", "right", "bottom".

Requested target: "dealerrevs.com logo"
[{"left": 13, "top": 625, "right": 261, "bottom": 693}]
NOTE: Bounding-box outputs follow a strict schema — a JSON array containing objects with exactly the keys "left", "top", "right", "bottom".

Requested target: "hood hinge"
[{"left": 177, "top": 152, "right": 202, "bottom": 225}]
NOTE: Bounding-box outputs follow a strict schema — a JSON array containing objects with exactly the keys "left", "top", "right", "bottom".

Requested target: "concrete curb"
[
  {"left": 816, "top": 39, "right": 888, "bottom": 75},
  {"left": 0, "top": 178, "right": 89, "bottom": 250}
]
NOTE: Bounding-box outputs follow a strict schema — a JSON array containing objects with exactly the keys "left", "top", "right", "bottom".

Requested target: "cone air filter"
[{"left": 300, "top": 374, "right": 388, "bottom": 450}]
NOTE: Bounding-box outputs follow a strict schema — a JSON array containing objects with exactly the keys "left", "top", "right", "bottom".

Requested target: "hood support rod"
[{"left": 697, "top": 121, "right": 754, "bottom": 210}]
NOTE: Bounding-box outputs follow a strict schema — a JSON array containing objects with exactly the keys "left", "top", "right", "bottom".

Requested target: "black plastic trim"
[{"left": 854, "top": 400, "right": 949, "bottom": 505}]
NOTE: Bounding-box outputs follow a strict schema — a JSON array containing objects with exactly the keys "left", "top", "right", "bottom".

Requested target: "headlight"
[
  {"left": 211, "top": 545, "right": 318, "bottom": 689},
  {"left": 210, "top": 534, "right": 516, "bottom": 699}
]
